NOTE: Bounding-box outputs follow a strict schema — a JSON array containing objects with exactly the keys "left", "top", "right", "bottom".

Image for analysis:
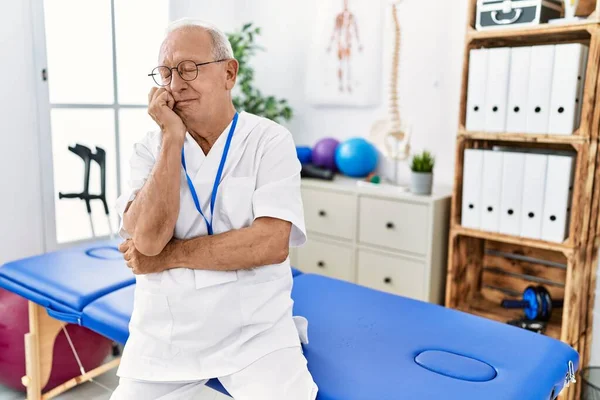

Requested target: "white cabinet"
[{"left": 290, "top": 177, "right": 451, "bottom": 305}]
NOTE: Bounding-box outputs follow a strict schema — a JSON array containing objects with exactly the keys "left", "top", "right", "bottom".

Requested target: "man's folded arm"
[{"left": 119, "top": 136, "right": 182, "bottom": 256}]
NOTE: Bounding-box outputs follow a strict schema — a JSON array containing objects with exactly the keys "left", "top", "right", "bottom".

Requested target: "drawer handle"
[
  {"left": 318, "top": 210, "right": 327, "bottom": 217},
  {"left": 317, "top": 261, "right": 325, "bottom": 268},
  {"left": 386, "top": 222, "right": 395, "bottom": 229},
  {"left": 384, "top": 277, "right": 392, "bottom": 284}
]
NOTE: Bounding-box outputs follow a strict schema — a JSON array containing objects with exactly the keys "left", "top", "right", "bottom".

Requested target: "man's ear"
[{"left": 225, "top": 59, "right": 239, "bottom": 90}]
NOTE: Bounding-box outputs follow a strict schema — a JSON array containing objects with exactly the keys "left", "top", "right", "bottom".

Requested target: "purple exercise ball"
[{"left": 312, "top": 138, "right": 340, "bottom": 171}]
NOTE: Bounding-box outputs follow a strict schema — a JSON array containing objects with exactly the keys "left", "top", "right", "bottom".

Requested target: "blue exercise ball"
[
  {"left": 296, "top": 146, "right": 312, "bottom": 165},
  {"left": 335, "top": 138, "right": 379, "bottom": 178}
]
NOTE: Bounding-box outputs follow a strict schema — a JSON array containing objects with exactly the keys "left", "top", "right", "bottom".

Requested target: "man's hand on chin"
[{"left": 119, "top": 238, "right": 178, "bottom": 275}]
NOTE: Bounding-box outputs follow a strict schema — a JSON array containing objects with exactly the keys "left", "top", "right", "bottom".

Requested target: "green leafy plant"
[
  {"left": 227, "top": 23, "right": 292, "bottom": 123},
  {"left": 410, "top": 150, "right": 435, "bottom": 173}
]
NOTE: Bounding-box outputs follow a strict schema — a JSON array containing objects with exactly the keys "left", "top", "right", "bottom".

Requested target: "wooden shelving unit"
[{"left": 445, "top": 2, "right": 600, "bottom": 399}]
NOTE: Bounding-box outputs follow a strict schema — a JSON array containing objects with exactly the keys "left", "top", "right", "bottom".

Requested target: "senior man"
[{"left": 111, "top": 18, "right": 317, "bottom": 400}]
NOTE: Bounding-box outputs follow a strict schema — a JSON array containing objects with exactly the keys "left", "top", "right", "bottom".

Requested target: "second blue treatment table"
[{"left": 0, "top": 240, "right": 579, "bottom": 399}]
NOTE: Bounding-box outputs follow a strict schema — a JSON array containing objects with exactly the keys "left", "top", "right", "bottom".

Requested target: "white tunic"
[{"left": 114, "top": 111, "right": 308, "bottom": 382}]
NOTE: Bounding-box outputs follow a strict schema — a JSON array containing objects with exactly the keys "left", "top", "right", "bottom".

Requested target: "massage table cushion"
[{"left": 0, "top": 240, "right": 133, "bottom": 323}]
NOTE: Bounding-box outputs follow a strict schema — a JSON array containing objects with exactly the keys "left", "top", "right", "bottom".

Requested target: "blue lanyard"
[{"left": 181, "top": 112, "right": 239, "bottom": 235}]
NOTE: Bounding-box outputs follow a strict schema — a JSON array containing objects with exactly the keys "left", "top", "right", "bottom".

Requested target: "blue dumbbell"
[{"left": 501, "top": 286, "right": 563, "bottom": 321}]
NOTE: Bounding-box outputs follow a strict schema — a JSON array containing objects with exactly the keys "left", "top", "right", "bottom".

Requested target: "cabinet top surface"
[{"left": 301, "top": 176, "right": 452, "bottom": 203}]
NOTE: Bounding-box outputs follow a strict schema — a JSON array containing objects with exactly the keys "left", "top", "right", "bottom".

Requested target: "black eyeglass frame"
[{"left": 148, "top": 59, "right": 227, "bottom": 86}]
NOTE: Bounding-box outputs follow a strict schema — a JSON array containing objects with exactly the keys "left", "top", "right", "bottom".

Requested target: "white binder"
[
  {"left": 484, "top": 48, "right": 511, "bottom": 132},
  {"left": 525, "top": 45, "right": 555, "bottom": 134},
  {"left": 499, "top": 152, "right": 525, "bottom": 236},
  {"left": 466, "top": 49, "right": 488, "bottom": 131},
  {"left": 575, "top": 46, "right": 589, "bottom": 129},
  {"left": 520, "top": 153, "right": 548, "bottom": 239},
  {"left": 541, "top": 155, "right": 575, "bottom": 242},
  {"left": 506, "top": 47, "right": 531, "bottom": 133},
  {"left": 461, "top": 149, "right": 484, "bottom": 229},
  {"left": 480, "top": 150, "right": 504, "bottom": 232},
  {"left": 548, "top": 44, "right": 589, "bottom": 135}
]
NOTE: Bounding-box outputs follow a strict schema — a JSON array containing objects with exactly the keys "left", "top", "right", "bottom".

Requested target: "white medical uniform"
[{"left": 112, "top": 111, "right": 317, "bottom": 399}]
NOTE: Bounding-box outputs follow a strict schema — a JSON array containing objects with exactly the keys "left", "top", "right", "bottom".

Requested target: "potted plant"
[
  {"left": 227, "top": 23, "right": 293, "bottom": 123},
  {"left": 410, "top": 150, "right": 435, "bottom": 195}
]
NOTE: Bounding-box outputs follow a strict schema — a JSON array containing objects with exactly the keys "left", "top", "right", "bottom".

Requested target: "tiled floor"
[{"left": 0, "top": 365, "right": 230, "bottom": 400}]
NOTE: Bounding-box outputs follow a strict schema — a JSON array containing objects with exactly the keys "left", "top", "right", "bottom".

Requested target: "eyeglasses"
[{"left": 148, "top": 59, "right": 226, "bottom": 86}]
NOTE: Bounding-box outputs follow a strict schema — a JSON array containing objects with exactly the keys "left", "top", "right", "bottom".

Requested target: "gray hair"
[{"left": 165, "top": 18, "right": 234, "bottom": 60}]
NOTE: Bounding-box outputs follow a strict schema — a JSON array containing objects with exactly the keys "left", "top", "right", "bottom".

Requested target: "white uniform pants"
[{"left": 109, "top": 347, "right": 318, "bottom": 400}]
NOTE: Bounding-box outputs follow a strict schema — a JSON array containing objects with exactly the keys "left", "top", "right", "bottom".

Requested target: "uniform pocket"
[
  {"left": 219, "top": 176, "right": 256, "bottom": 230},
  {"left": 169, "top": 279, "right": 243, "bottom": 352},
  {"left": 240, "top": 273, "right": 293, "bottom": 328},
  {"left": 129, "top": 288, "right": 178, "bottom": 359}
]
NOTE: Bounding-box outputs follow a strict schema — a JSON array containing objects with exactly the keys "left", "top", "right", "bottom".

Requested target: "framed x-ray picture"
[{"left": 305, "top": 0, "right": 383, "bottom": 107}]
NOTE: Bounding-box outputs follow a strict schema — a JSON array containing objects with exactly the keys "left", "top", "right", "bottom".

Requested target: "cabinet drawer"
[
  {"left": 296, "top": 238, "right": 354, "bottom": 282},
  {"left": 357, "top": 249, "right": 425, "bottom": 300},
  {"left": 303, "top": 188, "right": 355, "bottom": 240},
  {"left": 359, "top": 197, "right": 429, "bottom": 255}
]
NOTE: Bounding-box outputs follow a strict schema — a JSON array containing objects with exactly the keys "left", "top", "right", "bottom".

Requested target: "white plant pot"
[
  {"left": 410, "top": 171, "right": 433, "bottom": 195},
  {"left": 564, "top": 0, "right": 579, "bottom": 19}
]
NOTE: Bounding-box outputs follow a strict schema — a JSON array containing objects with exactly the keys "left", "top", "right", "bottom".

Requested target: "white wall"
[
  {"left": 169, "top": 0, "right": 237, "bottom": 33},
  {"left": 589, "top": 270, "right": 600, "bottom": 365},
  {"left": 0, "top": 0, "right": 45, "bottom": 264}
]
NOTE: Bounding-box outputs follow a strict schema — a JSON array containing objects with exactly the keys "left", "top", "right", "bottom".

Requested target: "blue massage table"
[{"left": 0, "top": 240, "right": 579, "bottom": 399}]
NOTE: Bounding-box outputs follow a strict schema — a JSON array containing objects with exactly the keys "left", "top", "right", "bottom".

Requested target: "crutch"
[{"left": 58, "top": 144, "right": 114, "bottom": 239}]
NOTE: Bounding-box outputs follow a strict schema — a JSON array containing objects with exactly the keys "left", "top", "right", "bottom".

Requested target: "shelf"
[
  {"left": 452, "top": 225, "right": 573, "bottom": 255},
  {"left": 458, "top": 129, "right": 588, "bottom": 145},
  {"left": 463, "top": 294, "right": 562, "bottom": 340},
  {"left": 466, "top": 22, "right": 596, "bottom": 46}
]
